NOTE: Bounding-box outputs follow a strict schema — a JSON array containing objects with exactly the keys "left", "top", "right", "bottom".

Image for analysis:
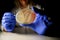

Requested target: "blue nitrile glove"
[
  {"left": 1, "top": 12, "right": 16, "bottom": 32},
  {"left": 19, "top": 13, "right": 52, "bottom": 35},
  {"left": 19, "top": 6, "right": 52, "bottom": 35}
]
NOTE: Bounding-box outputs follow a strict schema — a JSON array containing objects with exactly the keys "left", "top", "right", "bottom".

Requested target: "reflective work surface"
[{"left": 0, "top": 32, "right": 59, "bottom": 40}]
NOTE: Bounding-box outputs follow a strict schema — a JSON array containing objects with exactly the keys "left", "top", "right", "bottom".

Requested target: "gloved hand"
[
  {"left": 19, "top": 13, "right": 52, "bottom": 35},
  {"left": 1, "top": 12, "right": 16, "bottom": 32}
]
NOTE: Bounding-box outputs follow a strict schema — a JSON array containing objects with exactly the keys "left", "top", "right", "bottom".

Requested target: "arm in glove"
[
  {"left": 1, "top": 12, "right": 16, "bottom": 32},
  {"left": 19, "top": 13, "right": 52, "bottom": 35}
]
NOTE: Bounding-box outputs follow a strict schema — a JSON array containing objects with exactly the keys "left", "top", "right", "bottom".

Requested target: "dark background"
[{"left": 0, "top": 0, "right": 60, "bottom": 38}]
